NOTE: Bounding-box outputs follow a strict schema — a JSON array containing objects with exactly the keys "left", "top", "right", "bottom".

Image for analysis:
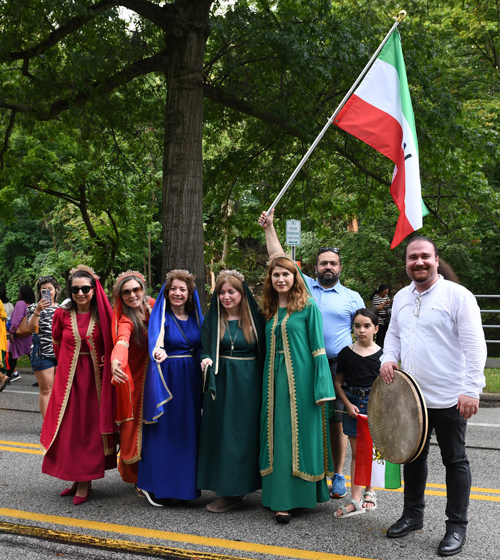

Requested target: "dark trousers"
[{"left": 403, "top": 406, "right": 470, "bottom": 534}]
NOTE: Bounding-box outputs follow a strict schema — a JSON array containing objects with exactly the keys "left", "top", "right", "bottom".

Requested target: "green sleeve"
[{"left": 306, "top": 299, "right": 336, "bottom": 403}]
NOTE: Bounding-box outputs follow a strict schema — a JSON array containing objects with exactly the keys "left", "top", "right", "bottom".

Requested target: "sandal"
[
  {"left": 363, "top": 491, "right": 377, "bottom": 511},
  {"left": 206, "top": 496, "right": 244, "bottom": 513},
  {"left": 333, "top": 499, "right": 366, "bottom": 519}
]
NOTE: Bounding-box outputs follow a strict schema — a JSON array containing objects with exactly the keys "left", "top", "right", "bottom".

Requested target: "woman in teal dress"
[
  {"left": 198, "top": 270, "right": 265, "bottom": 512},
  {"left": 260, "top": 253, "right": 335, "bottom": 524}
]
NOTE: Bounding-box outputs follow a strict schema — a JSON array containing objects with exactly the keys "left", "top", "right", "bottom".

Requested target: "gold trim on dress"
[
  {"left": 117, "top": 340, "right": 129, "bottom": 349},
  {"left": 43, "top": 310, "right": 82, "bottom": 454},
  {"left": 260, "top": 312, "right": 278, "bottom": 477},
  {"left": 312, "top": 348, "right": 326, "bottom": 358}
]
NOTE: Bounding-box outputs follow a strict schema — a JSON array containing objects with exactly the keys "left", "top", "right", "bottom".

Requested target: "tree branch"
[
  {"left": 0, "top": 52, "right": 167, "bottom": 119},
  {"left": 23, "top": 183, "right": 82, "bottom": 206},
  {"left": 0, "top": 110, "right": 16, "bottom": 170},
  {"left": 4, "top": 0, "right": 120, "bottom": 62},
  {"left": 203, "top": 83, "right": 391, "bottom": 187}
]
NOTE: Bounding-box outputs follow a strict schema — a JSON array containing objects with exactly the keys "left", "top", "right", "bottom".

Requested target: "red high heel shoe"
[
  {"left": 73, "top": 482, "right": 92, "bottom": 505},
  {"left": 60, "top": 483, "right": 78, "bottom": 497}
]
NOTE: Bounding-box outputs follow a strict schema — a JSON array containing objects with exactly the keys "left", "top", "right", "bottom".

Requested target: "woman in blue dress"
[{"left": 138, "top": 269, "right": 203, "bottom": 506}]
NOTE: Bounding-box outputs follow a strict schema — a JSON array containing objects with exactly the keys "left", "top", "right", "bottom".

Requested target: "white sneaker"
[{"left": 10, "top": 371, "right": 21, "bottom": 382}]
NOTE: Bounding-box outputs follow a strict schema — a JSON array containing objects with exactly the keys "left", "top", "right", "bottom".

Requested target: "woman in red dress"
[
  {"left": 41, "top": 265, "right": 117, "bottom": 505},
  {"left": 111, "top": 270, "right": 155, "bottom": 486}
]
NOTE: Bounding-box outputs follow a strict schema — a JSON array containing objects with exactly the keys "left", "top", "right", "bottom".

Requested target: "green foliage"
[
  {"left": 485, "top": 369, "right": 500, "bottom": 393},
  {"left": 1, "top": 0, "right": 499, "bottom": 301}
]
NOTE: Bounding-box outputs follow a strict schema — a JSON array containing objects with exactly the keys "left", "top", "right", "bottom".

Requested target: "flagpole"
[{"left": 261, "top": 10, "right": 407, "bottom": 222}]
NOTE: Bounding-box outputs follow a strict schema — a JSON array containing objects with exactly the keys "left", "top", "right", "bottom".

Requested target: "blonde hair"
[
  {"left": 216, "top": 274, "right": 254, "bottom": 344},
  {"left": 261, "top": 258, "right": 309, "bottom": 321}
]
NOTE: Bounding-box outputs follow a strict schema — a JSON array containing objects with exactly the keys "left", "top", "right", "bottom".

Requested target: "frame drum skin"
[{"left": 368, "top": 369, "right": 428, "bottom": 464}]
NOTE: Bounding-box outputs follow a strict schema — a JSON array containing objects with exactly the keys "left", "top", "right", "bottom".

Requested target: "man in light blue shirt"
[{"left": 260, "top": 210, "right": 364, "bottom": 498}]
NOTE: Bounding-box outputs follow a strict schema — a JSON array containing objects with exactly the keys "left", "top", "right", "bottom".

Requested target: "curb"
[{"left": 16, "top": 368, "right": 500, "bottom": 405}]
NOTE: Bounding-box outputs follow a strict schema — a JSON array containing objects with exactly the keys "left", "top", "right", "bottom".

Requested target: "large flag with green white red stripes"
[
  {"left": 334, "top": 31, "right": 423, "bottom": 248},
  {"left": 354, "top": 414, "right": 401, "bottom": 489}
]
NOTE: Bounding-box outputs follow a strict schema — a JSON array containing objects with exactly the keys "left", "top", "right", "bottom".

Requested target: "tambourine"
[{"left": 368, "top": 369, "right": 428, "bottom": 464}]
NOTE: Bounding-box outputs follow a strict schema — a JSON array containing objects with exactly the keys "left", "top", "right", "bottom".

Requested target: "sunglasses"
[
  {"left": 121, "top": 287, "right": 143, "bottom": 297},
  {"left": 318, "top": 247, "right": 340, "bottom": 255},
  {"left": 39, "top": 276, "right": 57, "bottom": 284},
  {"left": 70, "top": 285, "right": 93, "bottom": 295}
]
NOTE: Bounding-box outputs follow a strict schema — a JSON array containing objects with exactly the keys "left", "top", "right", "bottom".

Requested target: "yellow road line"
[
  {"left": 0, "top": 440, "right": 41, "bottom": 448},
  {"left": 0, "top": 521, "right": 252, "bottom": 560},
  {"left": 0, "top": 508, "right": 372, "bottom": 560},
  {"left": 3, "top": 440, "right": 499, "bottom": 498},
  {"left": 0, "top": 445, "right": 43, "bottom": 455}
]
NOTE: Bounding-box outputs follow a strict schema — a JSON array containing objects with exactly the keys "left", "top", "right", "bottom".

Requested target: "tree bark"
[{"left": 161, "top": 0, "right": 212, "bottom": 309}]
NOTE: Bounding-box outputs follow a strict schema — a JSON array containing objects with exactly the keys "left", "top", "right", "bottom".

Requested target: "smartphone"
[{"left": 41, "top": 288, "right": 51, "bottom": 304}]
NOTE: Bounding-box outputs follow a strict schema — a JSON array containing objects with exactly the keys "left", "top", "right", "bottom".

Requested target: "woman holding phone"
[{"left": 27, "top": 276, "right": 61, "bottom": 419}]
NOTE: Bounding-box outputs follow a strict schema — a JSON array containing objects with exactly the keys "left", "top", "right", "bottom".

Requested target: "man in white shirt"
[
  {"left": 380, "top": 237, "right": 486, "bottom": 557},
  {"left": 260, "top": 210, "right": 364, "bottom": 500}
]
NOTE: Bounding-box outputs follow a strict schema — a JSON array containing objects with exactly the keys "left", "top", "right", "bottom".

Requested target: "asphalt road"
[{"left": 1, "top": 371, "right": 499, "bottom": 560}]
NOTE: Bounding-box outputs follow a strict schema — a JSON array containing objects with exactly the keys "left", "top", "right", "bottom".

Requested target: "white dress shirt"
[{"left": 382, "top": 276, "right": 486, "bottom": 408}]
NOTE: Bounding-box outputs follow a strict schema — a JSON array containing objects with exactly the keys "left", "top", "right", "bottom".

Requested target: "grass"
[
  {"left": 15, "top": 359, "right": 500, "bottom": 393},
  {"left": 485, "top": 368, "right": 500, "bottom": 393}
]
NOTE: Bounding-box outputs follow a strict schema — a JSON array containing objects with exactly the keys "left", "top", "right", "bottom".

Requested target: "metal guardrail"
[{"left": 475, "top": 295, "right": 500, "bottom": 344}]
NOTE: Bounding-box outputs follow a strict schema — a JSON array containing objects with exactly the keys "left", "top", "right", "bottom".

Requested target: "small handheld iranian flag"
[
  {"left": 354, "top": 414, "right": 401, "bottom": 489},
  {"left": 334, "top": 31, "right": 424, "bottom": 248}
]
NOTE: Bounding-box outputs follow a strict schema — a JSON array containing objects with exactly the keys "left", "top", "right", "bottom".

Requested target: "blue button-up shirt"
[{"left": 304, "top": 275, "right": 365, "bottom": 359}]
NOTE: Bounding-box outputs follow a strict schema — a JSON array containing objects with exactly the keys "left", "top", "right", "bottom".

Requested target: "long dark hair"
[
  {"left": 370, "top": 283, "right": 390, "bottom": 301},
  {"left": 353, "top": 307, "right": 379, "bottom": 327},
  {"left": 0, "top": 285, "right": 9, "bottom": 304},
  {"left": 18, "top": 285, "right": 35, "bottom": 305},
  {"left": 65, "top": 271, "right": 98, "bottom": 321}
]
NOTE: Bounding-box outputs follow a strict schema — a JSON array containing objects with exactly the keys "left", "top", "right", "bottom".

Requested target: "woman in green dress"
[
  {"left": 260, "top": 253, "right": 335, "bottom": 524},
  {"left": 198, "top": 270, "right": 265, "bottom": 512}
]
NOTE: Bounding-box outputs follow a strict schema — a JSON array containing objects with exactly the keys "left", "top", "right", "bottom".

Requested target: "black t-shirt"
[{"left": 337, "top": 345, "right": 383, "bottom": 388}]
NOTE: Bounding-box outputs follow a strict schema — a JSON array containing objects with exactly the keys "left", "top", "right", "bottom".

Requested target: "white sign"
[{"left": 286, "top": 219, "right": 301, "bottom": 246}]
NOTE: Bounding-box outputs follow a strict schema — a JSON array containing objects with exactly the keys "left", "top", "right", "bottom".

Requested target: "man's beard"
[{"left": 318, "top": 270, "right": 339, "bottom": 287}]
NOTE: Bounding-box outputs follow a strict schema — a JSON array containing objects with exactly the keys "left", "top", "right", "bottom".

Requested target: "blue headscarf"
[{"left": 142, "top": 274, "right": 203, "bottom": 423}]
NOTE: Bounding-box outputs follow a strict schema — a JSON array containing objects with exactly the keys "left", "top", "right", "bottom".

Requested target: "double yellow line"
[
  {"left": 1, "top": 439, "right": 500, "bottom": 560},
  {"left": 0, "top": 508, "right": 359, "bottom": 560},
  {"left": 0, "top": 440, "right": 43, "bottom": 455},
  {"left": 2, "top": 440, "right": 500, "bottom": 502}
]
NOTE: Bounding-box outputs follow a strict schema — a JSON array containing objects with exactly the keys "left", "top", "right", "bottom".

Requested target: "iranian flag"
[
  {"left": 354, "top": 414, "right": 401, "bottom": 489},
  {"left": 334, "top": 31, "right": 423, "bottom": 248}
]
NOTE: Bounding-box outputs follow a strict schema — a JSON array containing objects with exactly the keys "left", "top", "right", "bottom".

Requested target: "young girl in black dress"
[{"left": 333, "top": 308, "right": 382, "bottom": 518}]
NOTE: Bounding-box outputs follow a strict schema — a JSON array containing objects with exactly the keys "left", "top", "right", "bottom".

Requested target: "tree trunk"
[{"left": 161, "top": 0, "right": 212, "bottom": 309}]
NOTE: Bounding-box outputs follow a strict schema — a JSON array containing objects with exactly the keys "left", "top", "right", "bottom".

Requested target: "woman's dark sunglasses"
[
  {"left": 70, "top": 285, "right": 93, "bottom": 295},
  {"left": 121, "top": 287, "right": 143, "bottom": 296}
]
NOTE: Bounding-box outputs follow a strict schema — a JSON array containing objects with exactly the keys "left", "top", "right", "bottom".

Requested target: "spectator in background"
[
  {"left": 26, "top": 276, "right": 61, "bottom": 419},
  {"left": 0, "top": 299, "right": 8, "bottom": 391},
  {"left": 7, "top": 285, "right": 35, "bottom": 382},
  {"left": 371, "top": 284, "right": 392, "bottom": 347}
]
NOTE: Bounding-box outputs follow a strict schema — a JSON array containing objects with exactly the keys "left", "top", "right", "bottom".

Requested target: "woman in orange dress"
[{"left": 111, "top": 271, "right": 155, "bottom": 486}]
